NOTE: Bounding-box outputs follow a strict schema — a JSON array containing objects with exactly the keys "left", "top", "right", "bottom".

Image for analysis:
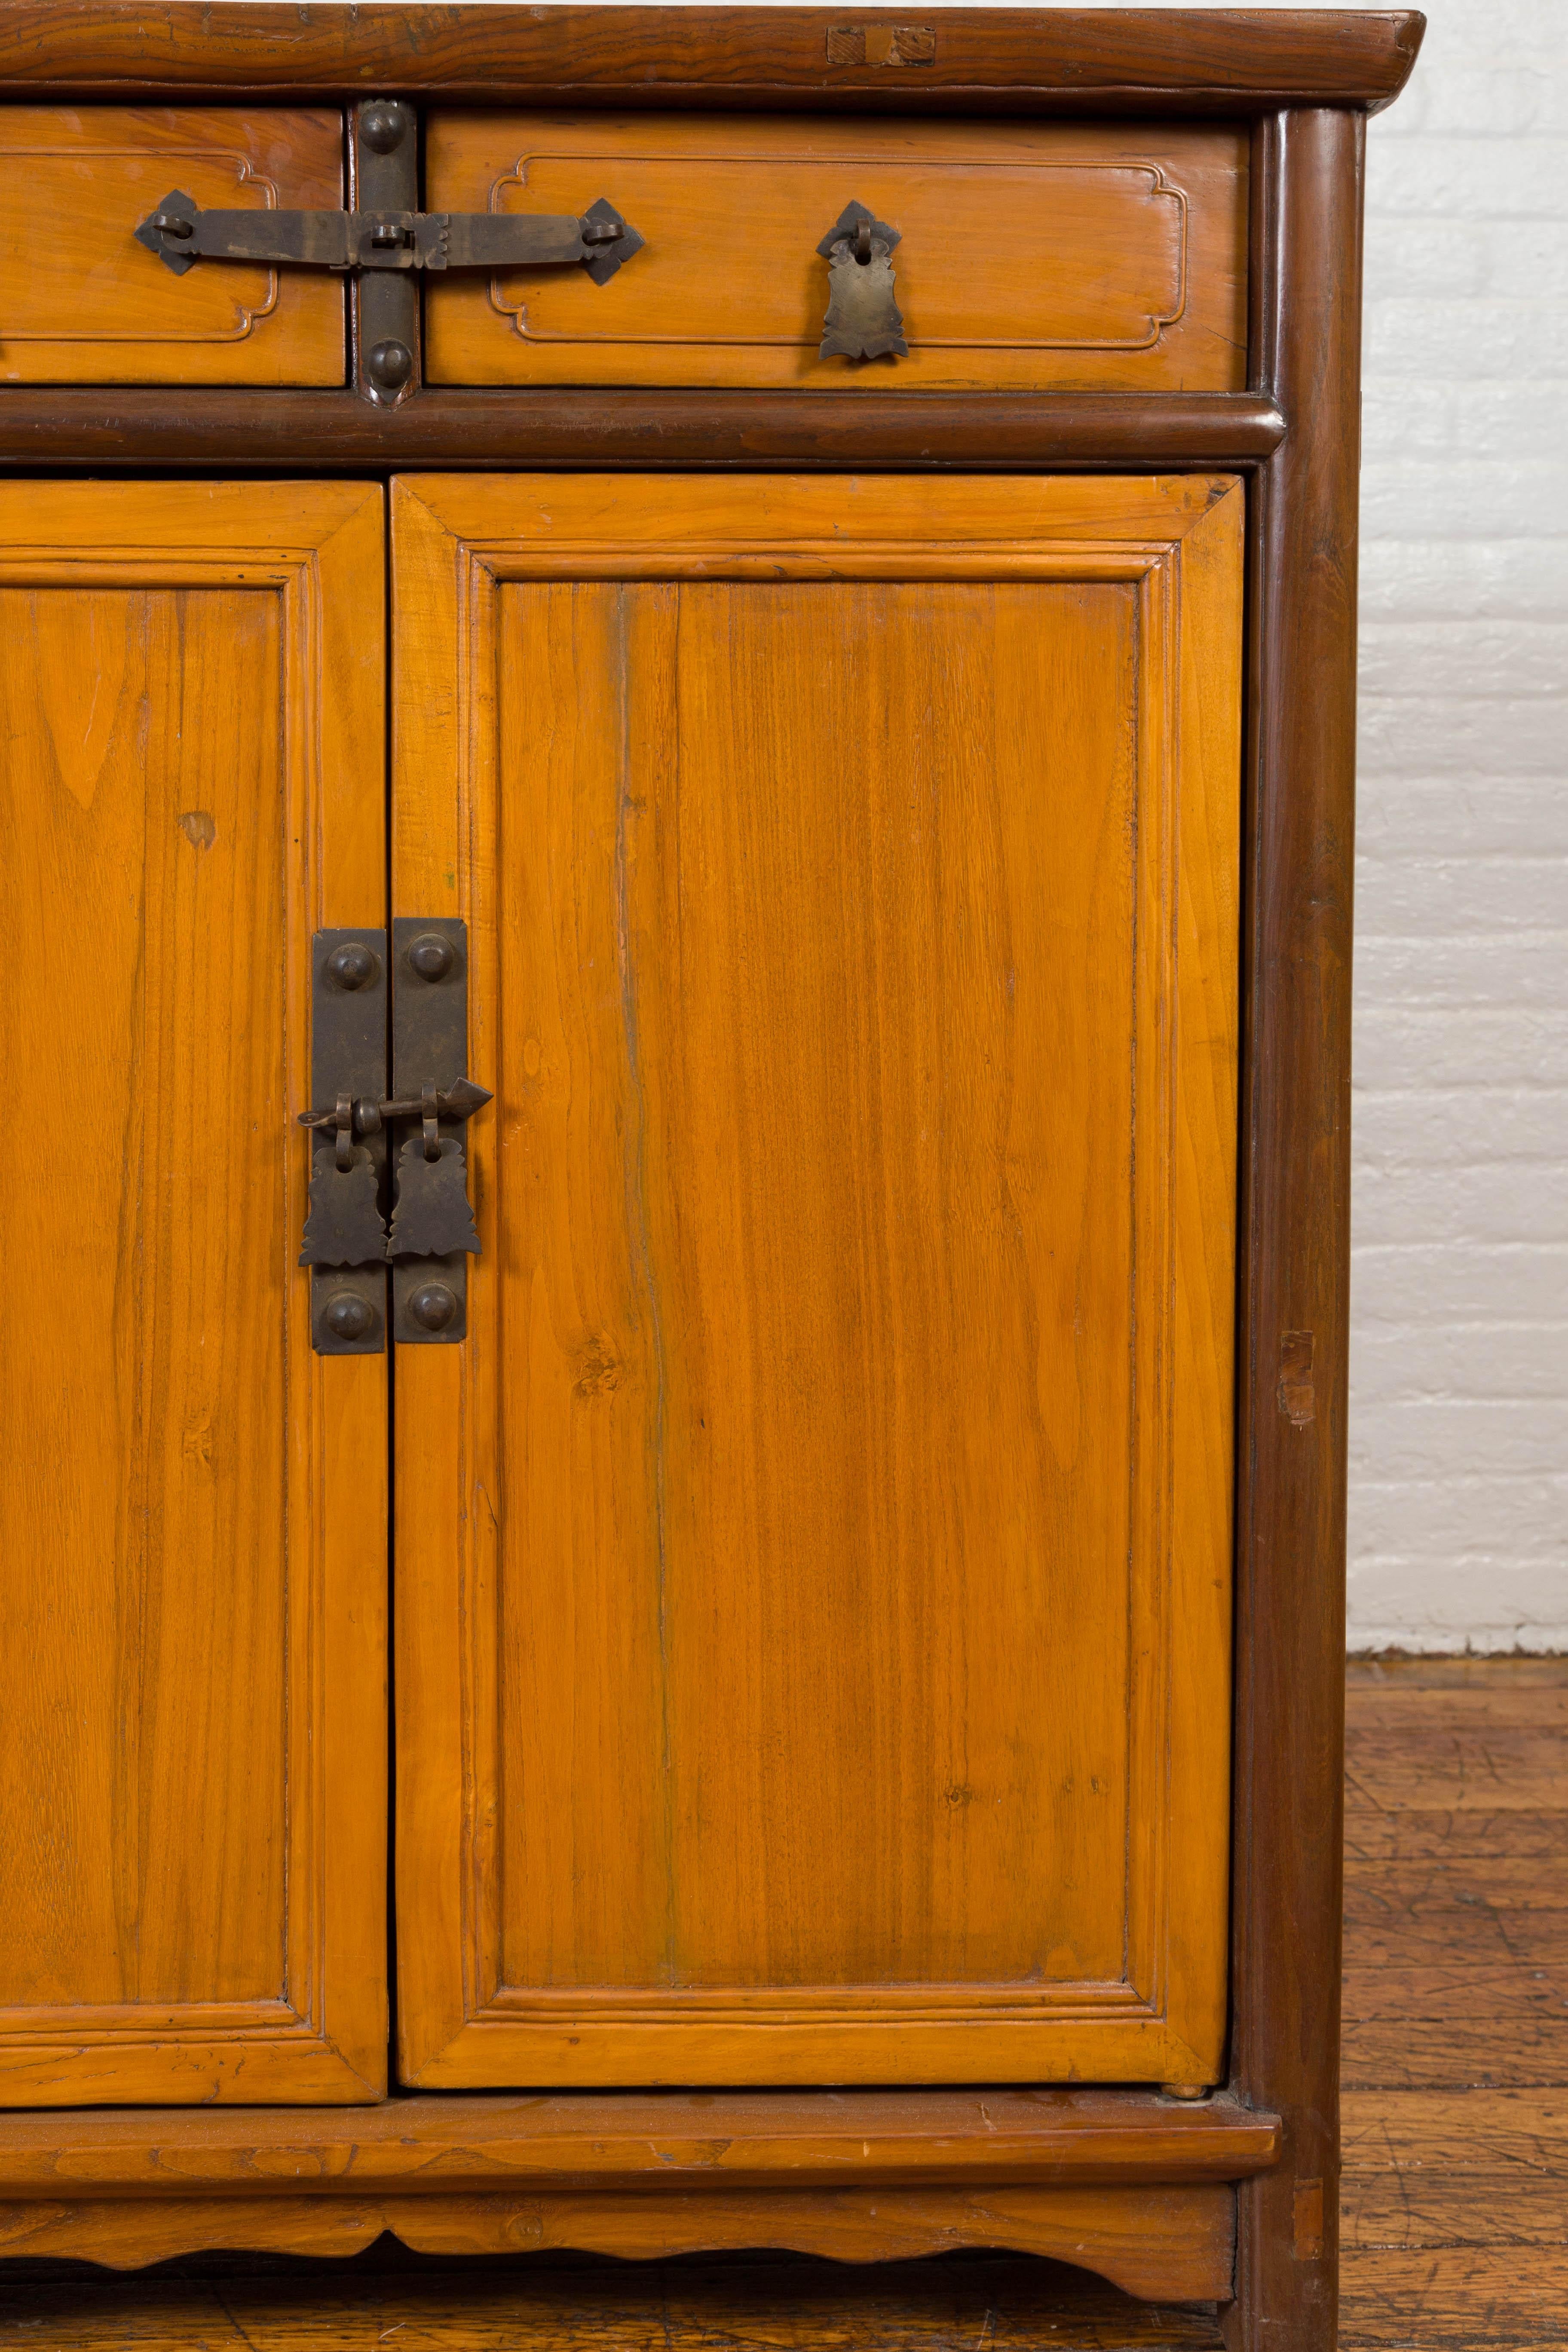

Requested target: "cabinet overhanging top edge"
[{"left": 0, "top": 6, "right": 1426, "bottom": 114}]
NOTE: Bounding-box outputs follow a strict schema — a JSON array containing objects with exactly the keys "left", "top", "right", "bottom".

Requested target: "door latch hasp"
[{"left": 300, "top": 922, "right": 490, "bottom": 1354}]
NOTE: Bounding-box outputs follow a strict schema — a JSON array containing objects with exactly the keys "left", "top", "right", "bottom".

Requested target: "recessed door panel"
[
  {"left": 392, "top": 473, "right": 1241, "bottom": 2088},
  {"left": 0, "top": 483, "right": 386, "bottom": 2104}
]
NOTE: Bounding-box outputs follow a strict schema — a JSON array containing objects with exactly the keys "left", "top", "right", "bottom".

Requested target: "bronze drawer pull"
[{"left": 817, "top": 199, "right": 908, "bottom": 361}]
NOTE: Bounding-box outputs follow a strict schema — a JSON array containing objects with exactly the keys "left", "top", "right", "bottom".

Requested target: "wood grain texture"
[
  {"left": 0, "top": 388, "right": 1287, "bottom": 472},
  {"left": 1346, "top": 2173, "right": 1568, "bottom": 2253},
  {"left": 1338, "top": 1658, "right": 1568, "bottom": 2347},
  {"left": 1342, "top": 2251, "right": 1567, "bottom": 2351},
  {"left": 1348, "top": 1776, "right": 1568, "bottom": 1885},
  {"left": 0, "top": 2089, "right": 1279, "bottom": 2194},
  {"left": 0, "top": 2252, "right": 1229, "bottom": 2352},
  {"left": 1345, "top": 1685, "right": 1568, "bottom": 1813},
  {"left": 1342, "top": 1665, "right": 1568, "bottom": 2100},
  {"left": 1224, "top": 110, "right": 1365, "bottom": 2352},
  {"left": 1346, "top": 1656, "right": 1568, "bottom": 1689},
  {"left": 392, "top": 471, "right": 1241, "bottom": 2091},
  {"left": 0, "top": 481, "right": 387, "bottom": 2105},
  {"left": 0, "top": 2184, "right": 1234, "bottom": 2298},
  {"left": 1344, "top": 2090, "right": 1568, "bottom": 2220},
  {"left": 425, "top": 116, "right": 1246, "bottom": 393},
  {"left": 0, "top": 108, "right": 344, "bottom": 384},
  {"left": 1344, "top": 2015, "right": 1568, "bottom": 2093},
  {"left": 0, "top": 7, "right": 1426, "bottom": 114},
  {"left": 1, "top": 1663, "right": 1559, "bottom": 2336}
]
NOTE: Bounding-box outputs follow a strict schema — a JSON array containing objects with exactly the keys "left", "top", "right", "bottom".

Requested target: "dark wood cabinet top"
[{"left": 0, "top": 4, "right": 1425, "bottom": 114}]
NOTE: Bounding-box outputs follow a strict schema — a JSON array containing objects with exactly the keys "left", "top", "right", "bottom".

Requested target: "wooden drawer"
[
  {"left": 0, "top": 108, "right": 345, "bottom": 384},
  {"left": 424, "top": 115, "right": 1247, "bottom": 392}
]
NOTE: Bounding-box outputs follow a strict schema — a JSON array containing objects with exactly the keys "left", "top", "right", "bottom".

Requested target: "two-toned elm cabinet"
[{"left": 0, "top": 9, "right": 1423, "bottom": 2346}]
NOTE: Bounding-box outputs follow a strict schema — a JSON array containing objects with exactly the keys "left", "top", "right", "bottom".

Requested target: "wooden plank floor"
[
  {"left": 1341, "top": 1655, "right": 1568, "bottom": 2349},
  {"left": 0, "top": 1658, "right": 1561, "bottom": 2349}
]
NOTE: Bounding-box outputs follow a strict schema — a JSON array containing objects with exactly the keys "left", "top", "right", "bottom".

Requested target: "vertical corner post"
[{"left": 1228, "top": 105, "right": 1366, "bottom": 2352}]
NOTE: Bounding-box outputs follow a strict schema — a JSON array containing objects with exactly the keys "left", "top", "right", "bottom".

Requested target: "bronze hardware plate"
[
  {"left": 816, "top": 200, "right": 907, "bottom": 361},
  {"left": 389, "top": 916, "right": 479, "bottom": 1347},
  {"left": 305, "top": 927, "right": 389, "bottom": 1357}
]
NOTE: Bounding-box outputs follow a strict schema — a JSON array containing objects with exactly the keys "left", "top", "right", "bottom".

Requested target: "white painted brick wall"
[
  {"left": 1351, "top": 0, "right": 1566, "bottom": 1651},
  {"left": 1070, "top": 0, "right": 1568, "bottom": 1649}
]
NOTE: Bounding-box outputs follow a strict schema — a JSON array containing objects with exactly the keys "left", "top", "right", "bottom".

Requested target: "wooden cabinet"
[{"left": 0, "top": 9, "right": 1424, "bottom": 2346}]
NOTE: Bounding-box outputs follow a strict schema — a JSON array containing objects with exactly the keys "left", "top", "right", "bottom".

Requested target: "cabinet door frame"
[
  {"left": 0, "top": 481, "right": 388, "bottom": 2106},
  {"left": 391, "top": 469, "right": 1242, "bottom": 2092}
]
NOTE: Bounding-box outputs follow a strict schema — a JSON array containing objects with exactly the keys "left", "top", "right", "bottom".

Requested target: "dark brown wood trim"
[
  {"left": 0, "top": 2089, "right": 1280, "bottom": 2197},
  {"left": 0, "top": 4, "right": 1425, "bottom": 114},
  {"left": 0, "top": 390, "right": 1286, "bottom": 473},
  {"left": 1227, "top": 107, "right": 1364, "bottom": 2352}
]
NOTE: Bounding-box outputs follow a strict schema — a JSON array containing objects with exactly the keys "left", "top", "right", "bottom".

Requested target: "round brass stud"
[
  {"left": 359, "top": 101, "right": 410, "bottom": 154},
  {"left": 407, "top": 933, "right": 456, "bottom": 982},
  {"left": 365, "top": 339, "right": 414, "bottom": 395},
  {"left": 407, "top": 1281, "right": 458, "bottom": 1333},
  {"left": 324, "top": 1292, "right": 379, "bottom": 1343},
  {"left": 325, "top": 940, "right": 378, "bottom": 992}
]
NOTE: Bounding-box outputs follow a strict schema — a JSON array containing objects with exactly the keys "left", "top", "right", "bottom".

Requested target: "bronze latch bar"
[
  {"left": 136, "top": 192, "right": 643, "bottom": 282},
  {"left": 297, "top": 1077, "right": 492, "bottom": 1142}
]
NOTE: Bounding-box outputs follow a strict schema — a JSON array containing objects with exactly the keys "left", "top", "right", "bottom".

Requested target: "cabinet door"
[
  {"left": 0, "top": 484, "right": 387, "bottom": 2104},
  {"left": 393, "top": 475, "right": 1241, "bottom": 2090}
]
